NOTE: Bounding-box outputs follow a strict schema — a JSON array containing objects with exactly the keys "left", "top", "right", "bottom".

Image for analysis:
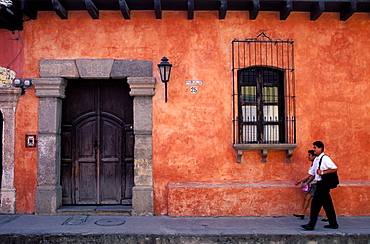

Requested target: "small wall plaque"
[
  {"left": 186, "top": 80, "right": 203, "bottom": 85},
  {"left": 26, "top": 134, "right": 37, "bottom": 148},
  {"left": 190, "top": 86, "right": 198, "bottom": 94}
]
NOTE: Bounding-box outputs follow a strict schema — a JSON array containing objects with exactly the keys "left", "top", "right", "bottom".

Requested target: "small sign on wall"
[
  {"left": 186, "top": 81, "right": 202, "bottom": 94},
  {"left": 26, "top": 134, "right": 37, "bottom": 148},
  {"left": 190, "top": 86, "right": 198, "bottom": 94},
  {"left": 186, "top": 80, "right": 203, "bottom": 86}
]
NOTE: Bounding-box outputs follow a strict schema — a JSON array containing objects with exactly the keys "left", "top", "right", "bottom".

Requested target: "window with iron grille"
[
  {"left": 238, "top": 67, "right": 285, "bottom": 143},
  {"left": 232, "top": 32, "right": 296, "bottom": 148}
]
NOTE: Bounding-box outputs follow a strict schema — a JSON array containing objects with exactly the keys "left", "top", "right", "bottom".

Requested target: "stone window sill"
[{"left": 233, "top": 143, "right": 298, "bottom": 163}]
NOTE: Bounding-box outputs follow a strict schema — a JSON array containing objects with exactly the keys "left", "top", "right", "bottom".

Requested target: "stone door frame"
[
  {"left": 0, "top": 88, "right": 20, "bottom": 214},
  {"left": 33, "top": 59, "right": 155, "bottom": 215}
]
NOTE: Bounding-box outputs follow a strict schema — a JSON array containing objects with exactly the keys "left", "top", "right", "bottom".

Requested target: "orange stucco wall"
[
  {"left": 14, "top": 10, "right": 370, "bottom": 215},
  {"left": 13, "top": 89, "right": 38, "bottom": 213},
  {"left": 0, "top": 31, "right": 38, "bottom": 214}
]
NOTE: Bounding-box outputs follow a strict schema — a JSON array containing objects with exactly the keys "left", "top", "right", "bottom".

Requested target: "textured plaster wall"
[
  {"left": 0, "top": 31, "right": 39, "bottom": 214},
  {"left": 14, "top": 90, "right": 38, "bottom": 213},
  {"left": 18, "top": 10, "right": 370, "bottom": 215},
  {"left": 0, "top": 31, "right": 24, "bottom": 78}
]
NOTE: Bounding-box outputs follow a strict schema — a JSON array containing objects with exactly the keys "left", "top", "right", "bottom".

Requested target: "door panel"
[
  {"left": 61, "top": 129, "right": 72, "bottom": 204},
  {"left": 123, "top": 129, "right": 134, "bottom": 203},
  {"left": 75, "top": 117, "right": 98, "bottom": 204},
  {"left": 100, "top": 117, "right": 123, "bottom": 204},
  {"left": 61, "top": 79, "right": 134, "bottom": 205},
  {"left": 77, "top": 161, "right": 97, "bottom": 204}
]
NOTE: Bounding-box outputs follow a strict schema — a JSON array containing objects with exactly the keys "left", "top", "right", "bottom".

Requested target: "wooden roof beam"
[
  {"left": 119, "top": 0, "right": 130, "bottom": 19},
  {"left": 280, "top": 0, "right": 292, "bottom": 20},
  {"left": 154, "top": 0, "right": 162, "bottom": 19},
  {"left": 310, "top": 1, "right": 325, "bottom": 20},
  {"left": 21, "top": 0, "right": 37, "bottom": 19},
  {"left": 219, "top": 0, "right": 227, "bottom": 19},
  {"left": 340, "top": 1, "right": 356, "bottom": 21},
  {"left": 249, "top": 0, "right": 260, "bottom": 20},
  {"left": 52, "top": 0, "right": 68, "bottom": 19},
  {"left": 188, "top": 0, "right": 194, "bottom": 19},
  {"left": 85, "top": 0, "right": 99, "bottom": 19}
]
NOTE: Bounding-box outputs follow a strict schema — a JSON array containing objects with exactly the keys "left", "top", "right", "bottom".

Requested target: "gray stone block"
[
  {"left": 134, "top": 135, "right": 153, "bottom": 160},
  {"left": 40, "top": 60, "right": 78, "bottom": 78},
  {"left": 37, "top": 133, "right": 61, "bottom": 185},
  {"left": 76, "top": 59, "right": 114, "bottom": 79},
  {"left": 33, "top": 78, "right": 67, "bottom": 98},
  {"left": 134, "top": 159, "right": 153, "bottom": 186},
  {"left": 35, "top": 185, "right": 62, "bottom": 215},
  {"left": 111, "top": 59, "right": 152, "bottom": 78},
  {"left": 38, "top": 98, "right": 62, "bottom": 134},
  {"left": 132, "top": 186, "right": 154, "bottom": 216},
  {"left": 128, "top": 77, "right": 156, "bottom": 97},
  {"left": 134, "top": 96, "right": 153, "bottom": 133}
]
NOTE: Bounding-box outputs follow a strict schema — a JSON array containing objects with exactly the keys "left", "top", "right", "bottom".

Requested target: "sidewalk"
[{"left": 1, "top": 214, "right": 370, "bottom": 243}]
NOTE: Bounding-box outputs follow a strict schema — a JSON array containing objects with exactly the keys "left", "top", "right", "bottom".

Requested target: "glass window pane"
[
  {"left": 242, "top": 125, "right": 257, "bottom": 143},
  {"left": 242, "top": 105, "right": 256, "bottom": 122},
  {"left": 263, "top": 87, "right": 278, "bottom": 103},
  {"left": 240, "top": 70, "right": 256, "bottom": 83},
  {"left": 263, "top": 106, "right": 279, "bottom": 122},
  {"left": 264, "top": 125, "right": 279, "bottom": 142},
  {"left": 241, "top": 86, "right": 256, "bottom": 103},
  {"left": 263, "top": 70, "right": 278, "bottom": 84}
]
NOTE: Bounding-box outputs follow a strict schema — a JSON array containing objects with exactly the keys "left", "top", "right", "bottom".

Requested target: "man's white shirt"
[{"left": 308, "top": 153, "right": 337, "bottom": 182}]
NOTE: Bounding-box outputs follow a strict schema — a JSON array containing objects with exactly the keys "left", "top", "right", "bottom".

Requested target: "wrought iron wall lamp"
[
  {"left": 12, "top": 78, "right": 32, "bottom": 95},
  {"left": 157, "top": 57, "right": 172, "bottom": 102}
]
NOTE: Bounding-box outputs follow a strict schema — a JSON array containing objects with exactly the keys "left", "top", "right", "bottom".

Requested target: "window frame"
[
  {"left": 238, "top": 66, "right": 285, "bottom": 144},
  {"left": 231, "top": 32, "right": 297, "bottom": 163}
]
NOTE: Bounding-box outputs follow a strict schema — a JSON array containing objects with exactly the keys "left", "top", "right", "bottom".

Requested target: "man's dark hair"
[
  {"left": 308, "top": 150, "right": 315, "bottom": 156},
  {"left": 313, "top": 141, "right": 324, "bottom": 151}
]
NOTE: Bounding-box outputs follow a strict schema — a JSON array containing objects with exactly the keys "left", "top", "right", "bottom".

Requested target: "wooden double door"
[{"left": 61, "top": 79, "right": 134, "bottom": 205}]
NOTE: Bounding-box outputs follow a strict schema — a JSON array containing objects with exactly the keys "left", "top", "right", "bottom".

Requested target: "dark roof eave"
[{"left": 0, "top": 0, "right": 369, "bottom": 31}]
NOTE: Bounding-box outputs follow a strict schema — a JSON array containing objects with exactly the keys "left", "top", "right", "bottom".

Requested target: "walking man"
[{"left": 301, "top": 141, "right": 339, "bottom": 230}]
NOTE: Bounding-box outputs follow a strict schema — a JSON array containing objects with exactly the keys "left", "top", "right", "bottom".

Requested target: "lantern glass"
[
  {"left": 158, "top": 57, "right": 172, "bottom": 83},
  {"left": 159, "top": 65, "right": 171, "bottom": 82}
]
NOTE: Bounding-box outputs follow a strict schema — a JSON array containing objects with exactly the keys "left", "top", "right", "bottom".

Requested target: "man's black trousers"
[{"left": 308, "top": 181, "right": 338, "bottom": 227}]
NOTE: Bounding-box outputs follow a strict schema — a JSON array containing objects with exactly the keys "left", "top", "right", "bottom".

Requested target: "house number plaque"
[
  {"left": 190, "top": 86, "right": 198, "bottom": 93},
  {"left": 186, "top": 81, "right": 202, "bottom": 94}
]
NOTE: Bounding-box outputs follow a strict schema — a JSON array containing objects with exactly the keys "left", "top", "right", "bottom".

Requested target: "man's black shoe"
[
  {"left": 301, "top": 224, "right": 314, "bottom": 230},
  {"left": 324, "top": 224, "right": 339, "bottom": 229}
]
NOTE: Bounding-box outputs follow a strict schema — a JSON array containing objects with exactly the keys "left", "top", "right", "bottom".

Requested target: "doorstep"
[{"left": 57, "top": 205, "right": 132, "bottom": 216}]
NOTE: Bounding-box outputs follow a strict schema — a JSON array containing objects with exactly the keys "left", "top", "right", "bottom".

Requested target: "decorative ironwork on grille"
[{"left": 232, "top": 31, "right": 296, "bottom": 144}]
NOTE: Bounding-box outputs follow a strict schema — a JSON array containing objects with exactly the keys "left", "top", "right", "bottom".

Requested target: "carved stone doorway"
[{"left": 33, "top": 59, "right": 155, "bottom": 215}]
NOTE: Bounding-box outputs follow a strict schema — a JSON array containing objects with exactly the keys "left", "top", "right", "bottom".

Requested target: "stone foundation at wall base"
[
  {"left": 132, "top": 186, "right": 154, "bottom": 216},
  {"left": 0, "top": 187, "right": 16, "bottom": 214},
  {"left": 35, "top": 185, "right": 62, "bottom": 215}
]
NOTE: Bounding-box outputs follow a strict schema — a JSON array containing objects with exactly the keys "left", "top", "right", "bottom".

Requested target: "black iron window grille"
[{"left": 232, "top": 31, "right": 296, "bottom": 145}]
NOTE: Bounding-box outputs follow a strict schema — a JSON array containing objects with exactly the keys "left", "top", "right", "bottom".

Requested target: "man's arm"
[{"left": 317, "top": 168, "right": 338, "bottom": 175}]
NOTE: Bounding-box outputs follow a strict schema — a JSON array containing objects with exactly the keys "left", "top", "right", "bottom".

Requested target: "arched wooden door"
[{"left": 61, "top": 79, "right": 134, "bottom": 205}]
